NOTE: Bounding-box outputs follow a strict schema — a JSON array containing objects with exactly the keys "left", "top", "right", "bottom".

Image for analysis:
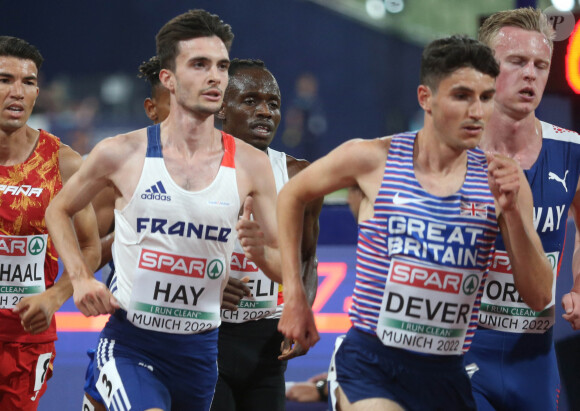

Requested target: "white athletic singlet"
[
  {"left": 110, "top": 124, "right": 240, "bottom": 334},
  {"left": 221, "top": 148, "right": 287, "bottom": 323}
]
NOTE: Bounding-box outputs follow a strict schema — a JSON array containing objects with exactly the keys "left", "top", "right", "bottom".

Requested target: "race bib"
[
  {"left": 376, "top": 257, "right": 481, "bottom": 355},
  {"left": 127, "top": 248, "right": 224, "bottom": 334},
  {"left": 478, "top": 250, "right": 558, "bottom": 333},
  {"left": 221, "top": 251, "right": 278, "bottom": 323},
  {"left": 0, "top": 234, "right": 47, "bottom": 309},
  {"left": 97, "top": 359, "right": 131, "bottom": 410}
]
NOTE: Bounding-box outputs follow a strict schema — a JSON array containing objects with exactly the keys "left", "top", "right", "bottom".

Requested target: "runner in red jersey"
[{"left": 0, "top": 36, "right": 100, "bottom": 410}]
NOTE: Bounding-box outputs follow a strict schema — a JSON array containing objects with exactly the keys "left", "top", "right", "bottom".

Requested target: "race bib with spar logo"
[
  {"left": 478, "top": 250, "right": 558, "bottom": 333},
  {"left": 221, "top": 252, "right": 278, "bottom": 323},
  {"left": 0, "top": 234, "right": 47, "bottom": 309},
  {"left": 376, "top": 257, "right": 482, "bottom": 355},
  {"left": 128, "top": 248, "right": 225, "bottom": 334}
]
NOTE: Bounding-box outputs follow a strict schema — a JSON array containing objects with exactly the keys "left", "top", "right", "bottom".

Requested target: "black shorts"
[{"left": 211, "top": 319, "right": 287, "bottom": 411}]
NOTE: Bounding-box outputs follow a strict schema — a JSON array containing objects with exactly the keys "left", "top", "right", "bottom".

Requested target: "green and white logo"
[
  {"left": 546, "top": 252, "right": 557, "bottom": 270},
  {"left": 462, "top": 274, "right": 479, "bottom": 295},
  {"left": 207, "top": 259, "right": 224, "bottom": 279},
  {"left": 28, "top": 236, "right": 45, "bottom": 255}
]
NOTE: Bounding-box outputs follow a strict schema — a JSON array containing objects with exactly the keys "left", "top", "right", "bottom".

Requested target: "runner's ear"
[{"left": 417, "top": 84, "right": 432, "bottom": 113}]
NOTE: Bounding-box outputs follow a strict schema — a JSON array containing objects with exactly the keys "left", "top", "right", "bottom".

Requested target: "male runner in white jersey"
[
  {"left": 463, "top": 8, "right": 580, "bottom": 410},
  {"left": 275, "top": 35, "right": 553, "bottom": 410},
  {"left": 46, "top": 9, "right": 281, "bottom": 411},
  {"left": 211, "top": 58, "right": 322, "bottom": 411}
]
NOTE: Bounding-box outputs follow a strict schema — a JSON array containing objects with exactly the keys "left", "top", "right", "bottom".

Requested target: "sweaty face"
[
  {"left": 0, "top": 56, "right": 39, "bottom": 133},
  {"left": 221, "top": 68, "right": 281, "bottom": 151},
  {"left": 491, "top": 26, "right": 551, "bottom": 119},
  {"left": 427, "top": 67, "right": 496, "bottom": 150},
  {"left": 171, "top": 36, "right": 230, "bottom": 117}
]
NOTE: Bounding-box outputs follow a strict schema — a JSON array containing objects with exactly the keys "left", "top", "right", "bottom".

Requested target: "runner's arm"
[
  {"left": 46, "top": 138, "right": 123, "bottom": 316},
  {"left": 489, "top": 153, "right": 553, "bottom": 311},
  {"left": 236, "top": 146, "right": 282, "bottom": 283},
  {"left": 279, "top": 158, "right": 324, "bottom": 360},
  {"left": 15, "top": 145, "right": 101, "bottom": 332},
  {"left": 562, "top": 181, "right": 580, "bottom": 328},
  {"left": 277, "top": 138, "right": 386, "bottom": 349},
  {"left": 92, "top": 185, "right": 117, "bottom": 271}
]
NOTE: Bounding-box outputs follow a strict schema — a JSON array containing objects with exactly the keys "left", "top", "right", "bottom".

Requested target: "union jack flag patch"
[{"left": 460, "top": 202, "right": 487, "bottom": 218}]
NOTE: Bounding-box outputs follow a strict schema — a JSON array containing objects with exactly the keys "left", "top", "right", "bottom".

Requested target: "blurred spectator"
[{"left": 281, "top": 72, "right": 327, "bottom": 161}]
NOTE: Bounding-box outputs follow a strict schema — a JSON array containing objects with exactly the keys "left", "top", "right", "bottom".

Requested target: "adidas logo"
[{"left": 141, "top": 181, "right": 171, "bottom": 201}]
